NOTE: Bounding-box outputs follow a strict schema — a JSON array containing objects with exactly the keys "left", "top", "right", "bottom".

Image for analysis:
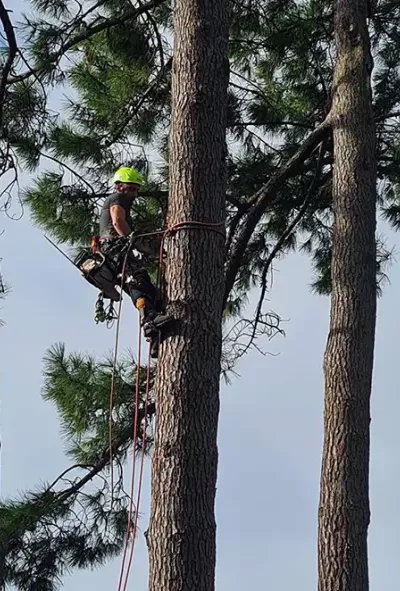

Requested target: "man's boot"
[
  {"left": 149, "top": 336, "right": 159, "bottom": 359},
  {"left": 136, "top": 298, "right": 173, "bottom": 338}
]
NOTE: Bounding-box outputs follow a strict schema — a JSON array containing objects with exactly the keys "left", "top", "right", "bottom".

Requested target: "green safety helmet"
[{"left": 112, "top": 167, "right": 144, "bottom": 186}]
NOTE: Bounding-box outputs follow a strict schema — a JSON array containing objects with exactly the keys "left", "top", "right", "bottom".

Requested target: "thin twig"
[{"left": 40, "top": 152, "right": 96, "bottom": 193}]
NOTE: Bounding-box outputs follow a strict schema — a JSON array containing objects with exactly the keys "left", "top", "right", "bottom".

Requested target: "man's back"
[{"left": 99, "top": 192, "right": 133, "bottom": 238}]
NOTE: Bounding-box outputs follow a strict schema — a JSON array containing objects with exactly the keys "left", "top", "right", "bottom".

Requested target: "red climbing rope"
[
  {"left": 121, "top": 341, "right": 152, "bottom": 591},
  {"left": 116, "top": 319, "right": 143, "bottom": 591}
]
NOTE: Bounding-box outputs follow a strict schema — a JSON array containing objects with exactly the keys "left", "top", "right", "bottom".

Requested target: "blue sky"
[{"left": 2, "top": 2, "right": 400, "bottom": 590}]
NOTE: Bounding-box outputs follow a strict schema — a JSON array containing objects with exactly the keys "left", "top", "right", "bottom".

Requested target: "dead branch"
[{"left": 221, "top": 312, "right": 283, "bottom": 379}]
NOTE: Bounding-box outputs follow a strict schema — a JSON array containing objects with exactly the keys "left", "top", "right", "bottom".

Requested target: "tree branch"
[
  {"left": 229, "top": 120, "right": 313, "bottom": 130},
  {"left": 378, "top": 110, "right": 400, "bottom": 121},
  {"left": 223, "top": 117, "right": 331, "bottom": 305},
  {"left": 225, "top": 194, "right": 250, "bottom": 212},
  {"left": 56, "top": 402, "right": 155, "bottom": 502},
  {"left": 249, "top": 141, "right": 327, "bottom": 347},
  {"left": 0, "top": 401, "right": 156, "bottom": 561},
  {"left": 6, "top": 0, "right": 167, "bottom": 85},
  {"left": 103, "top": 56, "right": 172, "bottom": 148},
  {"left": 0, "top": 1, "right": 17, "bottom": 131},
  {"left": 40, "top": 151, "right": 96, "bottom": 193}
]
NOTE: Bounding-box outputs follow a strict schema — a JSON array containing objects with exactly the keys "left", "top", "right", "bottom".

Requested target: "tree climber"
[{"left": 98, "top": 167, "right": 172, "bottom": 342}]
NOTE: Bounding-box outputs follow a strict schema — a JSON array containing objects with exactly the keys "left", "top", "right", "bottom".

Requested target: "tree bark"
[
  {"left": 147, "top": 1, "right": 229, "bottom": 591},
  {"left": 318, "top": 1, "right": 376, "bottom": 590}
]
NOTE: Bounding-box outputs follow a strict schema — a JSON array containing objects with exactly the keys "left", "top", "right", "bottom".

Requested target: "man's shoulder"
[
  {"left": 105, "top": 192, "right": 133, "bottom": 209},
  {"left": 103, "top": 192, "right": 124, "bottom": 207}
]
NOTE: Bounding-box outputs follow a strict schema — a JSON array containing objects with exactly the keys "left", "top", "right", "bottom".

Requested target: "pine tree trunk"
[
  {"left": 147, "top": 2, "right": 229, "bottom": 590},
  {"left": 318, "top": 1, "right": 376, "bottom": 590}
]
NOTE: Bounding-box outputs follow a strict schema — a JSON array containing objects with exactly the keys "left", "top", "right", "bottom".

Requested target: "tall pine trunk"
[
  {"left": 147, "top": 1, "right": 229, "bottom": 590},
  {"left": 318, "top": 1, "right": 376, "bottom": 590}
]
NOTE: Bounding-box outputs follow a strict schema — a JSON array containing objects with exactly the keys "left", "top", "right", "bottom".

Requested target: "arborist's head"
[{"left": 113, "top": 167, "right": 144, "bottom": 197}]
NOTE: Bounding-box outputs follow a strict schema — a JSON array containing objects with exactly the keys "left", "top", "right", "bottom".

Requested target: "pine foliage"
[
  {"left": 0, "top": 344, "right": 155, "bottom": 589},
  {"left": 2, "top": 0, "right": 400, "bottom": 586},
  {"left": 3, "top": 0, "right": 397, "bottom": 300}
]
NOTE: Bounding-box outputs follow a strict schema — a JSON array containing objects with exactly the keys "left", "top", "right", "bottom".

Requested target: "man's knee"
[{"left": 128, "top": 272, "right": 157, "bottom": 303}]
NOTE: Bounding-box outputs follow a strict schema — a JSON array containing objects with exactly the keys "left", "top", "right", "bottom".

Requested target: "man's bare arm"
[{"left": 110, "top": 204, "right": 131, "bottom": 236}]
